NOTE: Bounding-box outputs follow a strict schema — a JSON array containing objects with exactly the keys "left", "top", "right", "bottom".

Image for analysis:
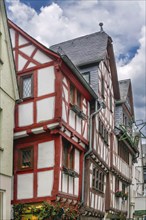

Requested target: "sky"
[{"left": 5, "top": 0, "right": 146, "bottom": 140}]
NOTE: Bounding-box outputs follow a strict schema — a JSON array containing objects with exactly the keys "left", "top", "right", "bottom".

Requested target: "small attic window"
[
  {"left": 20, "top": 74, "right": 33, "bottom": 99},
  {"left": 82, "top": 72, "right": 90, "bottom": 84}
]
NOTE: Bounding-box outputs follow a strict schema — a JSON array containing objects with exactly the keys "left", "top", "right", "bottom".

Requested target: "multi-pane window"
[
  {"left": 92, "top": 167, "right": 104, "bottom": 192},
  {"left": 63, "top": 139, "right": 74, "bottom": 170},
  {"left": 20, "top": 74, "right": 33, "bottom": 99},
  {"left": 19, "top": 147, "right": 33, "bottom": 169},
  {"left": 115, "top": 177, "right": 119, "bottom": 192},
  {"left": 99, "top": 118, "right": 108, "bottom": 145}
]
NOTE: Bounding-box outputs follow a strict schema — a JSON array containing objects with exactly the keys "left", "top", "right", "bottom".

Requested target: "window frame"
[
  {"left": 62, "top": 139, "right": 75, "bottom": 171},
  {"left": 20, "top": 73, "right": 34, "bottom": 99},
  {"left": 92, "top": 166, "right": 104, "bottom": 193},
  {"left": 18, "top": 146, "right": 34, "bottom": 170},
  {"left": 70, "top": 83, "right": 82, "bottom": 110}
]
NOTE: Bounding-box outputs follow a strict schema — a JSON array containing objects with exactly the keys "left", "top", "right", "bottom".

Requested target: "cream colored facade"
[{"left": 0, "top": 1, "right": 19, "bottom": 219}]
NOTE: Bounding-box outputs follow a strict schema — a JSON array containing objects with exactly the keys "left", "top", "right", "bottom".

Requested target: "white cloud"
[{"left": 6, "top": 0, "right": 146, "bottom": 132}]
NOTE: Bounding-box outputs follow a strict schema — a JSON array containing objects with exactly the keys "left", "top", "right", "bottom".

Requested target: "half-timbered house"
[
  {"left": 50, "top": 25, "right": 139, "bottom": 219},
  {"left": 8, "top": 20, "right": 105, "bottom": 219}
]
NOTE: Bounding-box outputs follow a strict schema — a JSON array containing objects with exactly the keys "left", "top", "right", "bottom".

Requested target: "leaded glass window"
[
  {"left": 21, "top": 74, "right": 33, "bottom": 99},
  {"left": 19, "top": 147, "right": 33, "bottom": 169}
]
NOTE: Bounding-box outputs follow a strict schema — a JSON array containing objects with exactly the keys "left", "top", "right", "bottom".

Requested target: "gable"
[{"left": 8, "top": 20, "right": 60, "bottom": 73}]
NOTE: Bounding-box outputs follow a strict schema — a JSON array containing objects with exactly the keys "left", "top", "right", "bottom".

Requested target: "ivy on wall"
[{"left": 13, "top": 202, "right": 79, "bottom": 220}]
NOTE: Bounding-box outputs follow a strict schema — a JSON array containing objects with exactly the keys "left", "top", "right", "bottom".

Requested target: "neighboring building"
[
  {"left": 8, "top": 20, "right": 101, "bottom": 219},
  {"left": 142, "top": 144, "right": 146, "bottom": 186},
  {"left": 0, "top": 1, "right": 19, "bottom": 219},
  {"left": 130, "top": 140, "right": 144, "bottom": 220},
  {"left": 51, "top": 26, "right": 139, "bottom": 219}
]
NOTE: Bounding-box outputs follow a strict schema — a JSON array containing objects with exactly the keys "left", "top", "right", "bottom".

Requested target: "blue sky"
[{"left": 6, "top": 0, "right": 146, "bottom": 139}]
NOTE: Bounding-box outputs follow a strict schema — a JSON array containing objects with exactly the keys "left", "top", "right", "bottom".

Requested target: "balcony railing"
[{"left": 112, "top": 152, "right": 132, "bottom": 180}]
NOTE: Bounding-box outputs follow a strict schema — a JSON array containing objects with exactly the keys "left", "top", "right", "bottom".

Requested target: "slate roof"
[
  {"left": 119, "top": 79, "right": 131, "bottom": 101},
  {"left": 50, "top": 31, "right": 110, "bottom": 66}
]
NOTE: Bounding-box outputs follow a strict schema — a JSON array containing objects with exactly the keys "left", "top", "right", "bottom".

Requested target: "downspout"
[{"left": 81, "top": 100, "right": 106, "bottom": 204}]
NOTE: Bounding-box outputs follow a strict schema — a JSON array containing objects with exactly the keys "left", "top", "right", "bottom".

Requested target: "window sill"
[
  {"left": 92, "top": 187, "right": 104, "bottom": 194},
  {"left": 21, "top": 96, "right": 34, "bottom": 101},
  {"left": 70, "top": 103, "right": 87, "bottom": 120},
  {"left": 63, "top": 166, "right": 79, "bottom": 178}
]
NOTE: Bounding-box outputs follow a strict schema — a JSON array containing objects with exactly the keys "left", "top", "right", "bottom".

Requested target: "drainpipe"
[{"left": 81, "top": 100, "right": 106, "bottom": 204}]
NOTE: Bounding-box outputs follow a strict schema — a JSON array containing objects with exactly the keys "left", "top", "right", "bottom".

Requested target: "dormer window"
[
  {"left": 20, "top": 74, "right": 33, "bottom": 99},
  {"left": 82, "top": 71, "right": 90, "bottom": 84}
]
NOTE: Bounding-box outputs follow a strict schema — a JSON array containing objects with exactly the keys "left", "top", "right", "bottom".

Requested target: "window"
[
  {"left": 70, "top": 84, "right": 75, "bottom": 104},
  {"left": 92, "top": 167, "right": 104, "bottom": 192},
  {"left": 0, "top": 31, "right": 3, "bottom": 65},
  {"left": 70, "top": 83, "right": 82, "bottom": 109},
  {"left": 144, "top": 167, "right": 146, "bottom": 183},
  {"left": 110, "top": 93, "right": 112, "bottom": 112},
  {"left": 99, "top": 118, "right": 108, "bottom": 145},
  {"left": 19, "top": 147, "right": 33, "bottom": 169},
  {"left": 101, "top": 76, "right": 104, "bottom": 98},
  {"left": 115, "top": 177, "right": 119, "bottom": 192},
  {"left": 63, "top": 139, "right": 74, "bottom": 170},
  {"left": 20, "top": 74, "right": 33, "bottom": 99},
  {"left": 77, "top": 90, "right": 81, "bottom": 108},
  {"left": 82, "top": 72, "right": 90, "bottom": 83},
  {"left": 118, "top": 141, "right": 129, "bottom": 164},
  {"left": 122, "top": 183, "right": 126, "bottom": 194}
]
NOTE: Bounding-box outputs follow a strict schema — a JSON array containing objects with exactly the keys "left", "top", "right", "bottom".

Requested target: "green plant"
[
  {"left": 13, "top": 204, "right": 25, "bottom": 220},
  {"left": 115, "top": 190, "right": 123, "bottom": 198}
]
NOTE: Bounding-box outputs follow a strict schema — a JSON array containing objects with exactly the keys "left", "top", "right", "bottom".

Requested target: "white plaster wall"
[
  {"left": 62, "top": 85, "right": 68, "bottom": 101},
  {"left": 83, "top": 122, "right": 88, "bottom": 139},
  {"left": 18, "top": 54, "right": 27, "bottom": 71},
  {"left": 69, "top": 110, "right": 75, "bottom": 129},
  {"left": 38, "top": 140, "right": 54, "bottom": 168},
  {"left": 69, "top": 176, "right": 73, "bottom": 194},
  {"left": 74, "top": 149, "right": 80, "bottom": 173},
  {"left": 37, "top": 66, "right": 55, "bottom": 96},
  {"left": 19, "top": 34, "right": 29, "bottom": 46},
  {"left": 17, "top": 174, "right": 33, "bottom": 199},
  {"left": 19, "top": 45, "right": 35, "bottom": 57},
  {"left": 37, "top": 97, "right": 55, "bottom": 122},
  {"left": 76, "top": 117, "right": 81, "bottom": 134},
  {"left": 62, "top": 174, "right": 68, "bottom": 193},
  {"left": 62, "top": 101, "right": 67, "bottom": 122},
  {"left": 74, "top": 178, "right": 79, "bottom": 196},
  {"left": 18, "top": 103, "right": 33, "bottom": 126},
  {"left": 37, "top": 170, "right": 54, "bottom": 197},
  {"left": 33, "top": 50, "right": 52, "bottom": 63},
  {"left": 63, "top": 77, "right": 68, "bottom": 87}
]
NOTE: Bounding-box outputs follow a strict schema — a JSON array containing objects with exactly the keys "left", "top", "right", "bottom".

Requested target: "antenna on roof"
[{"left": 99, "top": 22, "right": 104, "bottom": 32}]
